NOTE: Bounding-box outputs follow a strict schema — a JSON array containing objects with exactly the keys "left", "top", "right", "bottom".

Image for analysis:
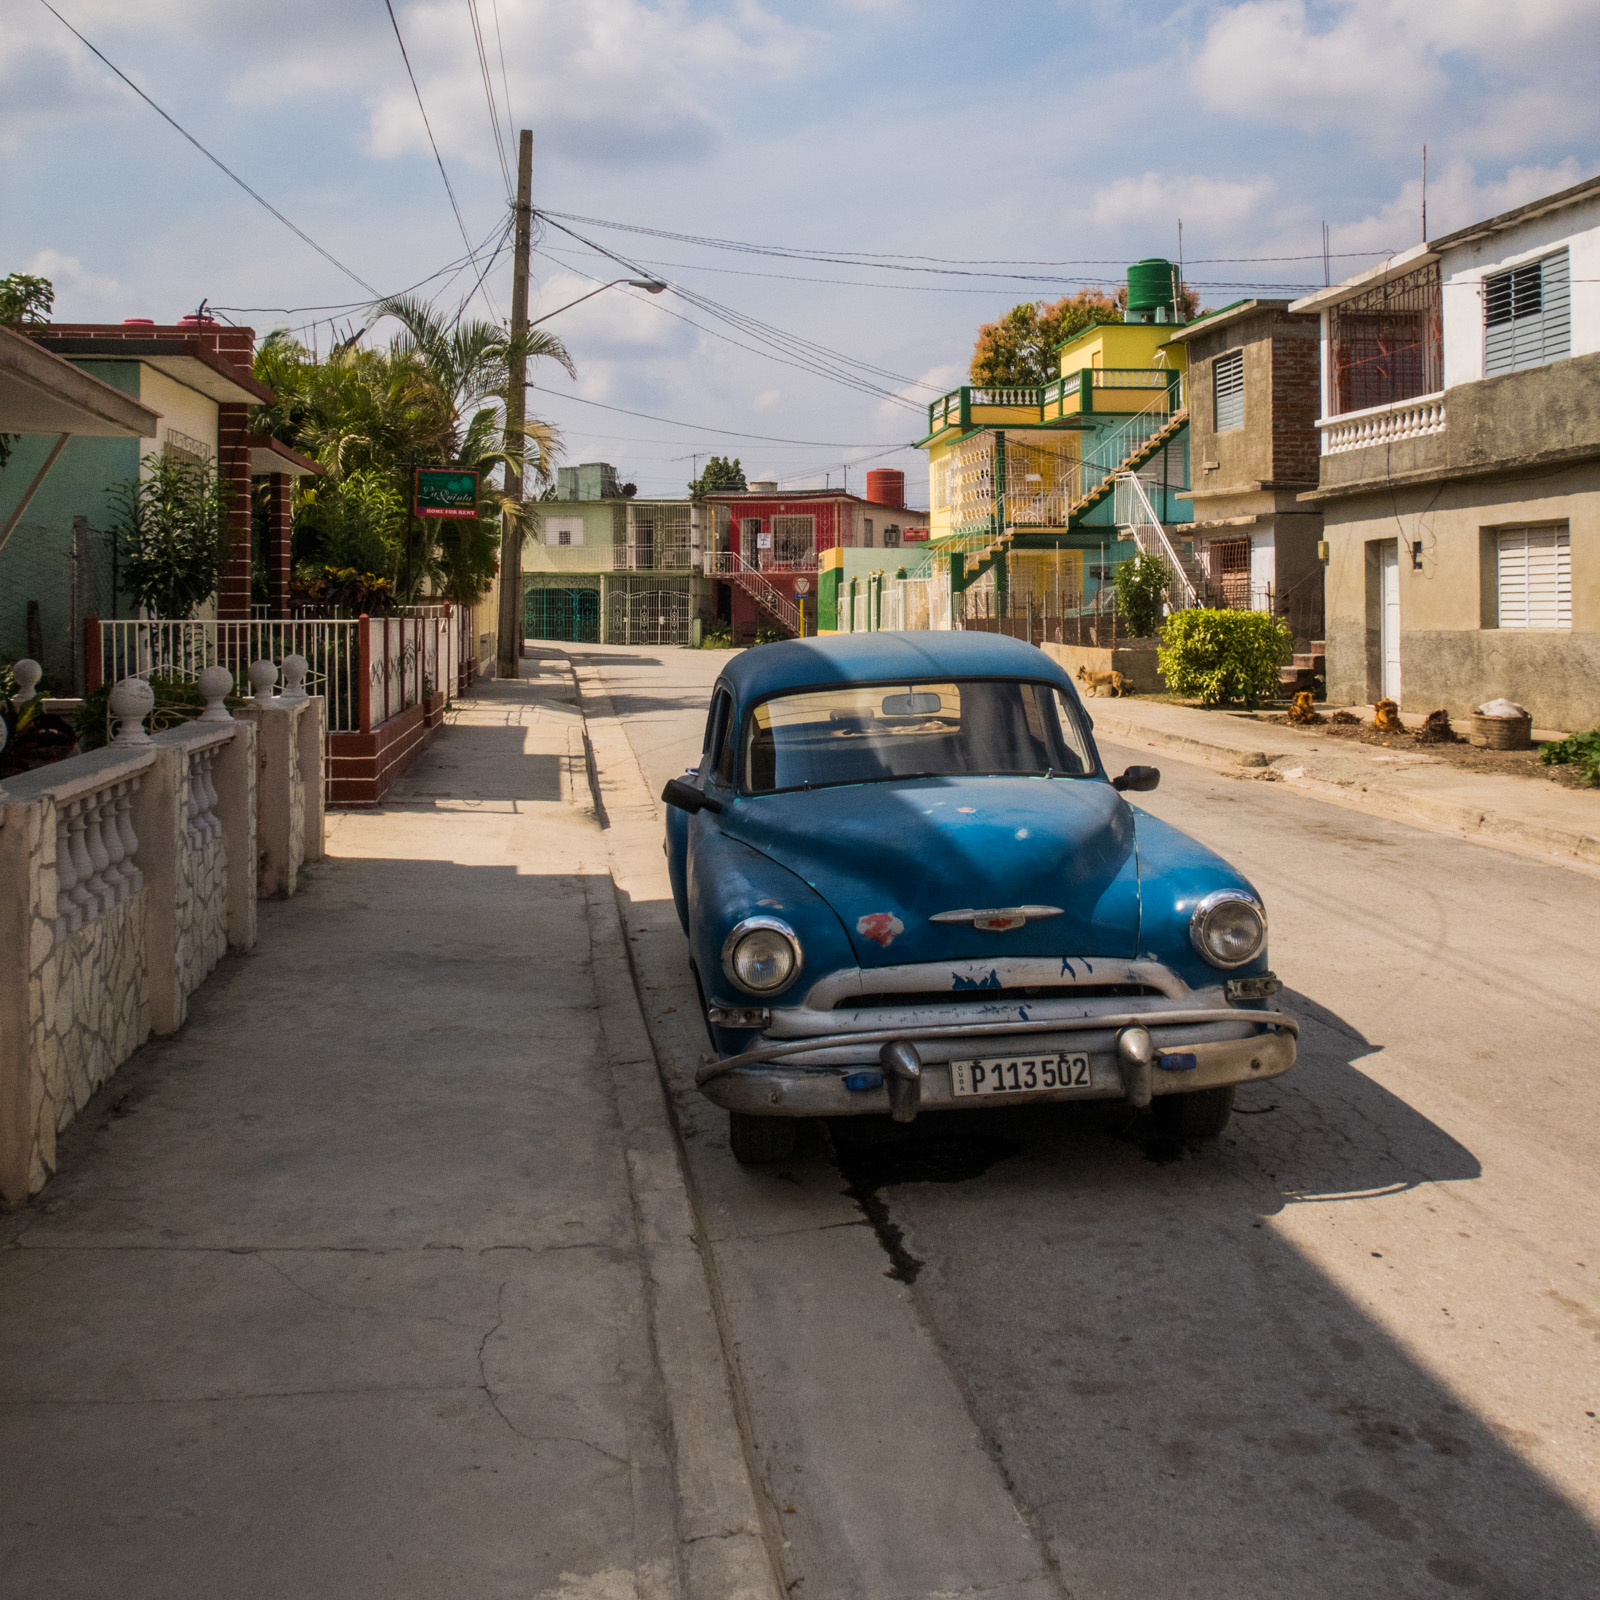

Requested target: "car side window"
[
  {"left": 710, "top": 692, "right": 736, "bottom": 788},
  {"left": 701, "top": 691, "right": 726, "bottom": 772}
]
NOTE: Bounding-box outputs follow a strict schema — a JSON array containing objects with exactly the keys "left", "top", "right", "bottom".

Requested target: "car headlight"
[
  {"left": 721, "top": 917, "right": 803, "bottom": 993},
  {"left": 1189, "top": 890, "right": 1267, "bottom": 969}
]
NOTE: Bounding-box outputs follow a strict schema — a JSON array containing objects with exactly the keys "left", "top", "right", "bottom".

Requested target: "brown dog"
[{"left": 1076, "top": 664, "right": 1127, "bottom": 698}]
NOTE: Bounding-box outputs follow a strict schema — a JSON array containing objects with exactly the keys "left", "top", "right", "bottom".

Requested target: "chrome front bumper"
[{"left": 696, "top": 959, "right": 1297, "bottom": 1120}]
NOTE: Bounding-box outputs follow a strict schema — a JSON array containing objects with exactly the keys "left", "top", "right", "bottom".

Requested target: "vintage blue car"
[{"left": 662, "top": 632, "right": 1297, "bottom": 1164}]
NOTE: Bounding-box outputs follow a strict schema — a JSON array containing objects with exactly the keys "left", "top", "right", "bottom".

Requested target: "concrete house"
[
  {"left": 1167, "top": 300, "right": 1324, "bottom": 641},
  {"left": 523, "top": 462, "right": 708, "bottom": 645},
  {"left": 1290, "top": 175, "right": 1600, "bottom": 729}
]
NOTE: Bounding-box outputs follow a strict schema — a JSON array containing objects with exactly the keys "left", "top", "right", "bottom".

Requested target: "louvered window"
[
  {"left": 1496, "top": 525, "right": 1570, "bottom": 629},
  {"left": 1484, "top": 250, "right": 1570, "bottom": 377},
  {"left": 1213, "top": 350, "right": 1244, "bottom": 431}
]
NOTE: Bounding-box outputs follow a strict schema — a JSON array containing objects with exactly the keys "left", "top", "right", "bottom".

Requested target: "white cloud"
[
  {"left": 27, "top": 250, "right": 124, "bottom": 311},
  {"left": 1087, "top": 172, "right": 1273, "bottom": 233},
  {"left": 751, "top": 388, "right": 782, "bottom": 411},
  {"left": 1190, "top": 0, "right": 1600, "bottom": 155},
  {"left": 237, "top": 0, "right": 809, "bottom": 171}
]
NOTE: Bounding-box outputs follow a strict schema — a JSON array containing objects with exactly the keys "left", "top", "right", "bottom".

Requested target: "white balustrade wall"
[{"left": 0, "top": 671, "right": 315, "bottom": 1200}]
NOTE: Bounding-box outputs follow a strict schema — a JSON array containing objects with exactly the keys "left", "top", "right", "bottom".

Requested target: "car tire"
[
  {"left": 729, "top": 1111, "right": 798, "bottom": 1165},
  {"left": 1152, "top": 1084, "right": 1235, "bottom": 1142}
]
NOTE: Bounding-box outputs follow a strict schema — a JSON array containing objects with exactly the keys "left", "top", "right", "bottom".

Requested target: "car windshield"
[{"left": 741, "top": 679, "right": 1095, "bottom": 794}]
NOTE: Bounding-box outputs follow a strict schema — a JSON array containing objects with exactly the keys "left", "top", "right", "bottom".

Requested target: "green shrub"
[
  {"left": 1157, "top": 608, "right": 1292, "bottom": 707},
  {"left": 1112, "top": 552, "right": 1168, "bottom": 640},
  {"left": 699, "top": 621, "right": 734, "bottom": 649},
  {"left": 1539, "top": 728, "right": 1600, "bottom": 786}
]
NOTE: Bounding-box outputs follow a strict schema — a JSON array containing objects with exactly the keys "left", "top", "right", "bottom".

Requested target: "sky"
[{"left": 3, "top": 0, "right": 1598, "bottom": 500}]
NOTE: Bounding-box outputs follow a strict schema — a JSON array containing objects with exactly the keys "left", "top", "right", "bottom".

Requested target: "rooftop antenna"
[
  {"left": 1421, "top": 145, "right": 1427, "bottom": 242},
  {"left": 1175, "top": 219, "right": 1184, "bottom": 322},
  {"left": 1322, "top": 222, "right": 1331, "bottom": 287}
]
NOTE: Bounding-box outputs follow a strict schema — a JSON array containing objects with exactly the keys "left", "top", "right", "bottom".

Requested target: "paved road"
[{"left": 566, "top": 641, "right": 1600, "bottom": 1600}]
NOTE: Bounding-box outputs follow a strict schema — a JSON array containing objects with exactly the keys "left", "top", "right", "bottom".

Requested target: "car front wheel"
[
  {"left": 729, "top": 1111, "right": 798, "bottom": 1165},
  {"left": 1151, "top": 1084, "right": 1235, "bottom": 1142}
]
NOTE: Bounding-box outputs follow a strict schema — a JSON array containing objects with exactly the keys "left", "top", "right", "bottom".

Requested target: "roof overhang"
[
  {"left": 245, "top": 434, "right": 320, "bottom": 477},
  {"left": 32, "top": 336, "right": 272, "bottom": 406},
  {"left": 1168, "top": 299, "right": 1297, "bottom": 342},
  {"left": 0, "top": 325, "right": 161, "bottom": 436},
  {"left": 1289, "top": 244, "right": 1437, "bottom": 315}
]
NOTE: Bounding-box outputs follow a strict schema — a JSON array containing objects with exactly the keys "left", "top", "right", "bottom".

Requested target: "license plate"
[{"left": 950, "top": 1052, "right": 1092, "bottom": 1097}]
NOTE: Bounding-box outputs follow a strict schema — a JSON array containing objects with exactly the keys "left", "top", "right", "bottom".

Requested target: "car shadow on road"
[{"left": 808, "top": 985, "right": 1598, "bottom": 1599}]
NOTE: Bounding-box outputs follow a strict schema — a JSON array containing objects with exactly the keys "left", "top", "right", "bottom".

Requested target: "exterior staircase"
[
  {"left": 1070, "top": 408, "right": 1188, "bottom": 521},
  {"left": 709, "top": 552, "right": 801, "bottom": 635},
  {"left": 1280, "top": 641, "right": 1327, "bottom": 692}
]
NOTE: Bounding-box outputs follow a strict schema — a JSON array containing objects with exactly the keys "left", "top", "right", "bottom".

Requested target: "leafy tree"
[
  {"left": 970, "top": 291, "right": 1122, "bottom": 387},
  {"left": 1157, "top": 608, "right": 1292, "bottom": 707},
  {"left": 1112, "top": 552, "right": 1169, "bottom": 639},
  {"left": 0, "top": 273, "right": 53, "bottom": 328},
  {"left": 248, "top": 299, "right": 572, "bottom": 607},
  {"left": 108, "top": 454, "right": 233, "bottom": 619},
  {"left": 688, "top": 456, "right": 746, "bottom": 500}
]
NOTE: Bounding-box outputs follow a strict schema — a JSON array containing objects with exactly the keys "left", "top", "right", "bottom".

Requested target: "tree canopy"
[
  {"left": 969, "top": 292, "right": 1122, "bottom": 387},
  {"left": 250, "top": 301, "right": 571, "bottom": 609},
  {"left": 688, "top": 456, "right": 746, "bottom": 500}
]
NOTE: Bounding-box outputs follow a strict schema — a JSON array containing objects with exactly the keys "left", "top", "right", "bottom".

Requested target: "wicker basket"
[{"left": 1470, "top": 712, "right": 1532, "bottom": 750}]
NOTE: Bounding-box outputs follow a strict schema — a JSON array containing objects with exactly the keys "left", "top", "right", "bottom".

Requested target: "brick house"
[{"left": 1167, "top": 300, "right": 1324, "bottom": 640}]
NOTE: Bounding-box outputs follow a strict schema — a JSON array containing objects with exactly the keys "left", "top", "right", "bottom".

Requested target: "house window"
[
  {"left": 771, "top": 515, "right": 816, "bottom": 564},
  {"left": 1484, "top": 249, "right": 1570, "bottom": 377},
  {"left": 545, "top": 516, "right": 584, "bottom": 547},
  {"left": 1329, "top": 259, "right": 1442, "bottom": 414},
  {"left": 884, "top": 526, "right": 901, "bottom": 548},
  {"left": 864, "top": 518, "right": 874, "bottom": 547},
  {"left": 1213, "top": 350, "right": 1245, "bottom": 432},
  {"left": 1496, "top": 525, "right": 1570, "bottom": 629}
]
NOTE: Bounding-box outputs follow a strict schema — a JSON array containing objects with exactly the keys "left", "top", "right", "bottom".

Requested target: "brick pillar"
[
  {"left": 267, "top": 472, "right": 293, "bottom": 618},
  {"left": 216, "top": 403, "right": 254, "bottom": 620}
]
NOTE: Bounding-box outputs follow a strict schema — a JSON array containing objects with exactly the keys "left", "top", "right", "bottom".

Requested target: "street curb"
[
  {"left": 1091, "top": 708, "right": 1600, "bottom": 870},
  {"left": 555, "top": 657, "right": 785, "bottom": 1600}
]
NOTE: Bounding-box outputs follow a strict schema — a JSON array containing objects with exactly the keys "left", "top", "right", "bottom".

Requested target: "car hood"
[{"left": 718, "top": 775, "right": 1140, "bottom": 967}]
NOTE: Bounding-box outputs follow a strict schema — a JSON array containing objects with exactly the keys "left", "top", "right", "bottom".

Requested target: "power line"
[
  {"left": 465, "top": 0, "right": 513, "bottom": 197},
  {"left": 36, "top": 0, "right": 379, "bottom": 295},
  {"left": 380, "top": 0, "right": 485, "bottom": 276},
  {"left": 527, "top": 384, "right": 914, "bottom": 447},
  {"left": 541, "top": 209, "right": 1394, "bottom": 276},
  {"left": 489, "top": 0, "right": 518, "bottom": 157}
]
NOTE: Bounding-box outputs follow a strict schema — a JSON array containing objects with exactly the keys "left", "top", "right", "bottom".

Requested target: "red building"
[{"left": 705, "top": 469, "right": 927, "bottom": 639}]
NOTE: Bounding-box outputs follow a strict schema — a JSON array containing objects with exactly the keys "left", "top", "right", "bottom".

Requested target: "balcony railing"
[
  {"left": 927, "top": 370, "right": 1181, "bottom": 434},
  {"left": 526, "top": 540, "right": 697, "bottom": 572},
  {"left": 1317, "top": 391, "right": 1446, "bottom": 455}
]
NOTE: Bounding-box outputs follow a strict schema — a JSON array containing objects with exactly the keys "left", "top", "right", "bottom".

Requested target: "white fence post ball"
[
  {"left": 197, "top": 664, "right": 235, "bottom": 722},
  {"left": 13, "top": 659, "right": 42, "bottom": 704},
  {"left": 279, "top": 654, "right": 309, "bottom": 704},
  {"left": 248, "top": 659, "right": 279, "bottom": 701},
  {"left": 109, "top": 678, "right": 156, "bottom": 747}
]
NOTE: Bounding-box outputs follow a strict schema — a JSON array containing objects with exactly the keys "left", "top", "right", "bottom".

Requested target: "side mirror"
[
  {"left": 662, "top": 776, "right": 722, "bottom": 814},
  {"left": 1112, "top": 765, "right": 1160, "bottom": 793}
]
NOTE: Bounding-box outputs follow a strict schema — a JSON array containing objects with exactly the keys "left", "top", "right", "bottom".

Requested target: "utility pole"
[{"left": 496, "top": 128, "right": 533, "bottom": 681}]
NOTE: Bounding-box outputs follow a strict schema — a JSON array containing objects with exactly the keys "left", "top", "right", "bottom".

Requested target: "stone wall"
[{"left": 0, "top": 683, "right": 320, "bottom": 1199}]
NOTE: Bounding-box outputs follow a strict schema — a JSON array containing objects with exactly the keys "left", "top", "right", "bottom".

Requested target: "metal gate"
[
  {"left": 525, "top": 586, "right": 600, "bottom": 643},
  {"left": 608, "top": 587, "right": 690, "bottom": 645}
]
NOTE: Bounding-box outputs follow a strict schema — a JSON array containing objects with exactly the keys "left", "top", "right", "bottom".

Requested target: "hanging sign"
[
  {"left": 901, "top": 528, "right": 930, "bottom": 542},
  {"left": 414, "top": 468, "right": 480, "bottom": 519},
  {"left": 757, "top": 530, "right": 773, "bottom": 550}
]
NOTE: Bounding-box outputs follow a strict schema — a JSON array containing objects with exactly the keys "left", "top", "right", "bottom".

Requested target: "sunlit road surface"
[{"left": 567, "top": 641, "right": 1600, "bottom": 1600}]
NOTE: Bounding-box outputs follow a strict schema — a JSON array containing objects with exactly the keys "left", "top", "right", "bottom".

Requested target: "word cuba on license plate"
[{"left": 950, "top": 1052, "right": 1091, "bottom": 1097}]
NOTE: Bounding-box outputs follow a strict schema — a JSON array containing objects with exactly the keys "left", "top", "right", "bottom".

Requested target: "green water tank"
[{"left": 1126, "top": 258, "right": 1178, "bottom": 320}]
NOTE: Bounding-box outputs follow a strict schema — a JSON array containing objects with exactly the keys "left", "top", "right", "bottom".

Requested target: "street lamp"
[{"left": 528, "top": 278, "right": 667, "bottom": 326}]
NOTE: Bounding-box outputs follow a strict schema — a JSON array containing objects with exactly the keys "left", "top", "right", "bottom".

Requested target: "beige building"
[
  {"left": 1291, "top": 175, "right": 1600, "bottom": 730},
  {"left": 1168, "top": 300, "right": 1324, "bottom": 641}
]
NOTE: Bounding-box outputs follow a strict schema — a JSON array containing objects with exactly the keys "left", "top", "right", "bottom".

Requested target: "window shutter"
[
  {"left": 1485, "top": 249, "right": 1570, "bottom": 377},
  {"left": 1213, "top": 350, "right": 1245, "bottom": 431},
  {"left": 1497, "top": 525, "right": 1571, "bottom": 629}
]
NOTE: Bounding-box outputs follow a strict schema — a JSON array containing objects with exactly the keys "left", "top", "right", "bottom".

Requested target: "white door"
[{"left": 1379, "top": 541, "right": 1401, "bottom": 703}]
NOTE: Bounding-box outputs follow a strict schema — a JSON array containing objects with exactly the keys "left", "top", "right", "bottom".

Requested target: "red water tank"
[
  {"left": 122, "top": 318, "right": 155, "bottom": 326},
  {"left": 866, "top": 469, "right": 904, "bottom": 508}
]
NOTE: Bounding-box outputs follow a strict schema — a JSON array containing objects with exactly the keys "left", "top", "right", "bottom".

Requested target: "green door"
[{"left": 526, "top": 586, "right": 600, "bottom": 642}]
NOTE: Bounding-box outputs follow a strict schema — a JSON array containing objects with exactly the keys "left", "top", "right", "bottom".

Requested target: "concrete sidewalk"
[
  {"left": 0, "top": 667, "right": 776, "bottom": 1600},
  {"left": 1087, "top": 694, "right": 1600, "bottom": 868}
]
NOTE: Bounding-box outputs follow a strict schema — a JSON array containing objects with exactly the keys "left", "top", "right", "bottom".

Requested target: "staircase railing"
[
  {"left": 707, "top": 551, "right": 800, "bottom": 634},
  {"left": 1113, "top": 470, "right": 1199, "bottom": 610},
  {"left": 1070, "top": 384, "right": 1186, "bottom": 515}
]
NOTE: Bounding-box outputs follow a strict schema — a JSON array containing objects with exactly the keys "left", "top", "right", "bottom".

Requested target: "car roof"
[{"left": 717, "top": 631, "right": 1075, "bottom": 702}]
